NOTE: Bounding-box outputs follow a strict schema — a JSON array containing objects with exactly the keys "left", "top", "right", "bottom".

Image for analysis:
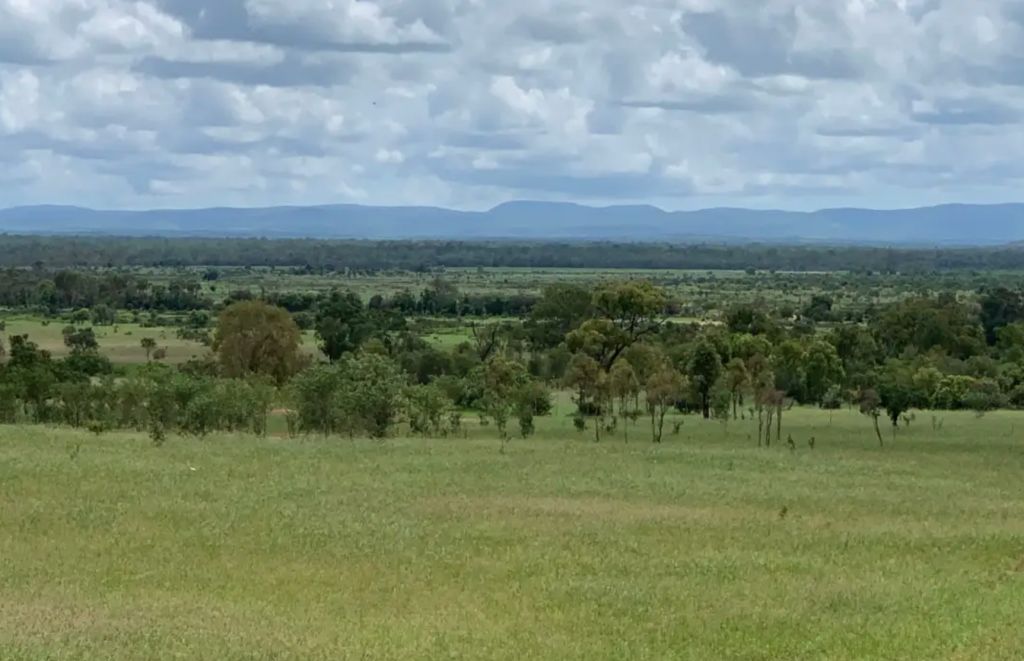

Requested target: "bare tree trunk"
[
  {"left": 776, "top": 401, "right": 783, "bottom": 444},
  {"left": 873, "top": 415, "right": 884, "bottom": 447},
  {"left": 757, "top": 405, "right": 763, "bottom": 447}
]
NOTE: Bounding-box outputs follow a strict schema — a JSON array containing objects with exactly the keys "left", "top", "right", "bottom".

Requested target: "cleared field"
[
  {"left": 0, "top": 318, "right": 206, "bottom": 364},
  {"left": 0, "top": 318, "right": 323, "bottom": 365},
  {"left": 2, "top": 408, "right": 1023, "bottom": 659}
]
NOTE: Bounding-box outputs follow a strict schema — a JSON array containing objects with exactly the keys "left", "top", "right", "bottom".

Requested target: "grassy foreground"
[{"left": 1, "top": 409, "right": 1023, "bottom": 660}]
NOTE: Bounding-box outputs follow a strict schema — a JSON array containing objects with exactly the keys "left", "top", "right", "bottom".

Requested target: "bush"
[
  {"left": 931, "top": 375, "right": 977, "bottom": 410},
  {"left": 820, "top": 385, "right": 844, "bottom": 410},
  {"left": 290, "top": 352, "right": 407, "bottom": 439},
  {"left": 962, "top": 378, "right": 1005, "bottom": 415},
  {"left": 405, "top": 384, "right": 459, "bottom": 437}
]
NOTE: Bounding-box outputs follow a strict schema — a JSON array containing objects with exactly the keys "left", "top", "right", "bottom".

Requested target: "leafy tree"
[
  {"left": 747, "top": 353, "right": 775, "bottom": 446},
  {"left": 979, "top": 287, "right": 1024, "bottom": 345},
  {"left": 771, "top": 340, "right": 807, "bottom": 403},
  {"left": 730, "top": 333, "right": 774, "bottom": 362},
  {"left": 932, "top": 375, "right": 979, "bottom": 410},
  {"left": 804, "top": 340, "right": 845, "bottom": 405},
  {"left": 315, "top": 289, "right": 370, "bottom": 361},
  {"left": 963, "top": 378, "right": 1004, "bottom": 415},
  {"left": 526, "top": 283, "right": 593, "bottom": 349},
  {"left": 405, "top": 383, "right": 460, "bottom": 437},
  {"left": 688, "top": 339, "right": 721, "bottom": 419},
  {"left": 858, "top": 388, "right": 885, "bottom": 446},
  {"left": 608, "top": 359, "right": 640, "bottom": 442},
  {"left": 725, "top": 304, "right": 776, "bottom": 336},
  {"left": 476, "top": 356, "right": 536, "bottom": 447},
  {"left": 62, "top": 350, "right": 113, "bottom": 378},
  {"left": 91, "top": 303, "right": 116, "bottom": 326},
  {"left": 996, "top": 321, "right": 1024, "bottom": 361},
  {"left": 723, "top": 358, "right": 749, "bottom": 419},
  {"left": 871, "top": 295, "right": 984, "bottom": 359},
  {"left": 291, "top": 364, "right": 345, "bottom": 436},
  {"left": 711, "top": 376, "right": 733, "bottom": 422},
  {"left": 140, "top": 337, "right": 157, "bottom": 361},
  {"left": 213, "top": 301, "right": 304, "bottom": 385},
  {"left": 563, "top": 353, "right": 608, "bottom": 441},
  {"left": 469, "top": 322, "right": 511, "bottom": 362},
  {"left": 876, "top": 360, "right": 923, "bottom": 434},
  {"left": 646, "top": 364, "right": 684, "bottom": 443},
  {"left": 567, "top": 280, "right": 666, "bottom": 370},
  {"left": 62, "top": 326, "right": 98, "bottom": 354},
  {"left": 827, "top": 325, "right": 879, "bottom": 388},
  {"left": 341, "top": 353, "right": 408, "bottom": 438},
  {"left": 803, "top": 294, "right": 834, "bottom": 322},
  {"left": 513, "top": 380, "right": 550, "bottom": 439}
]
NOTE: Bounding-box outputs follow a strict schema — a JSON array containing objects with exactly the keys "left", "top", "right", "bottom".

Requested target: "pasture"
[{"left": 2, "top": 408, "right": 1023, "bottom": 659}]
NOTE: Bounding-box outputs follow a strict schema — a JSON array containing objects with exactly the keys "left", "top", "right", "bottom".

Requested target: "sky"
[{"left": 1, "top": 0, "right": 1023, "bottom": 211}]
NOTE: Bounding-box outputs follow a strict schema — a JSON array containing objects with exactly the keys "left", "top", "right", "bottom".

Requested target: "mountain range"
[{"left": 2, "top": 202, "right": 1024, "bottom": 246}]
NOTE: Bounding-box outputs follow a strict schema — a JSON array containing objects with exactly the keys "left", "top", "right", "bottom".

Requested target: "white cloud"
[
  {"left": 375, "top": 148, "right": 405, "bottom": 164},
  {"left": 1, "top": 0, "right": 1024, "bottom": 210}
]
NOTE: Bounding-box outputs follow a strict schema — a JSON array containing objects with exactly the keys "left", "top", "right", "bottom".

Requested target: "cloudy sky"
[{"left": 1, "top": 0, "right": 1022, "bottom": 211}]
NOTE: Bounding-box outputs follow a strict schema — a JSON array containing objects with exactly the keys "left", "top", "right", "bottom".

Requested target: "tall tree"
[
  {"left": 724, "top": 358, "right": 749, "bottom": 419},
  {"left": 608, "top": 359, "right": 641, "bottom": 442},
  {"left": 979, "top": 287, "right": 1024, "bottom": 345},
  {"left": 646, "top": 365, "right": 684, "bottom": 444},
  {"left": 688, "top": 339, "right": 722, "bottom": 419},
  {"left": 526, "top": 283, "right": 594, "bottom": 349},
  {"left": 315, "top": 289, "right": 370, "bottom": 362},
  {"left": 563, "top": 353, "right": 609, "bottom": 442},
  {"left": 567, "top": 280, "right": 667, "bottom": 370}
]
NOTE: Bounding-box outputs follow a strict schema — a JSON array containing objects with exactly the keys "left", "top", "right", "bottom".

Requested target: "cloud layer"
[{"left": 1, "top": 0, "right": 1022, "bottom": 210}]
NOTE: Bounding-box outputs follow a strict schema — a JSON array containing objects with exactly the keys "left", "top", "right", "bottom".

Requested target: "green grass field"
[
  {"left": 1, "top": 318, "right": 206, "bottom": 365},
  {"left": 1, "top": 318, "right": 324, "bottom": 366},
  {"left": 2, "top": 408, "right": 1023, "bottom": 659}
]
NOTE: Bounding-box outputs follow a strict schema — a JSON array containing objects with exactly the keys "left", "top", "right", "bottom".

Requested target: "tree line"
[
  {"left": 4, "top": 279, "right": 1024, "bottom": 445},
  {"left": 5, "top": 235, "right": 1024, "bottom": 271}
]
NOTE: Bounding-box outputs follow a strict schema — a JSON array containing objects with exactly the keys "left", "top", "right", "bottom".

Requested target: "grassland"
[
  {"left": 2, "top": 408, "right": 1023, "bottom": 659},
  {"left": 0, "top": 317, "right": 326, "bottom": 366}
]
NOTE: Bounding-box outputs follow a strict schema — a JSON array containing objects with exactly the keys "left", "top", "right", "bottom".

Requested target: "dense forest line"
[{"left": 5, "top": 235, "right": 1024, "bottom": 271}]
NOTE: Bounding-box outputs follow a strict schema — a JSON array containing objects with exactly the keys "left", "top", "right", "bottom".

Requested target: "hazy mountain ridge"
[{"left": 2, "top": 202, "right": 1023, "bottom": 246}]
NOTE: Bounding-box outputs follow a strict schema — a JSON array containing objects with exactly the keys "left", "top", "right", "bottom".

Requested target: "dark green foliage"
[
  {"left": 526, "top": 283, "right": 593, "bottom": 349},
  {"left": 688, "top": 339, "right": 722, "bottom": 419},
  {"left": 12, "top": 235, "right": 1024, "bottom": 272},
  {"left": 290, "top": 353, "right": 407, "bottom": 439},
  {"left": 979, "top": 287, "right": 1024, "bottom": 345},
  {"left": 315, "top": 290, "right": 371, "bottom": 361},
  {"left": 726, "top": 304, "right": 776, "bottom": 337},
  {"left": 870, "top": 295, "right": 985, "bottom": 359},
  {"left": 62, "top": 326, "right": 98, "bottom": 353}
]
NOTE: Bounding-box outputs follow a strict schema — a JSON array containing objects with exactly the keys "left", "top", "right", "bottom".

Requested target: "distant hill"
[{"left": 2, "top": 201, "right": 1024, "bottom": 245}]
